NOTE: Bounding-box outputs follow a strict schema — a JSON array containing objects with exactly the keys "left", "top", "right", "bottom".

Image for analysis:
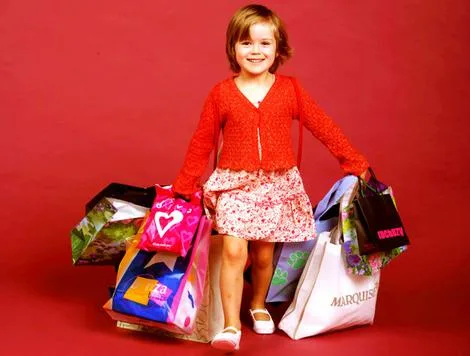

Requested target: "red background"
[{"left": 1, "top": 0, "right": 469, "bottom": 354}]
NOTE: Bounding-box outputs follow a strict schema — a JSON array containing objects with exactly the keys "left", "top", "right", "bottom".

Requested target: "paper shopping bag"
[
  {"left": 354, "top": 178, "right": 409, "bottom": 253},
  {"left": 104, "top": 216, "right": 211, "bottom": 335},
  {"left": 278, "top": 229, "right": 380, "bottom": 340},
  {"left": 342, "top": 177, "right": 408, "bottom": 275}
]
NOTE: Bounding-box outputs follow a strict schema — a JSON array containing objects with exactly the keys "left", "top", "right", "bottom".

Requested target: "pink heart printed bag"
[{"left": 138, "top": 185, "right": 203, "bottom": 257}]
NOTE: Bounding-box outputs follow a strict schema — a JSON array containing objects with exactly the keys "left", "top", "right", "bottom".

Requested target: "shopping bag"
[
  {"left": 71, "top": 182, "right": 155, "bottom": 265},
  {"left": 138, "top": 185, "right": 203, "bottom": 257},
  {"left": 71, "top": 197, "right": 148, "bottom": 265},
  {"left": 265, "top": 240, "right": 315, "bottom": 303},
  {"left": 85, "top": 182, "right": 156, "bottom": 213},
  {"left": 266, "top": 175, "right": 357, "bottom": 303},
  {"left": 314, "top": 175, "right": 358, "bottom": 233},
  {"left": 112, "top": 236, "right": 224, "bottom": 343},
  {"left": 342, "top": 177, "right": 408, "bottom": 275},
  {"left": 278, "top": 228, "right": 380, "bottom": 339},
  {"left": 351, "top": 174, "right": 389, "bottom": 255},
  {"left": 353, "top": 178, "right": 409, "bottom": 254},
  {"left": 104, "top": 216, "right": 211, "bottom": 335}
]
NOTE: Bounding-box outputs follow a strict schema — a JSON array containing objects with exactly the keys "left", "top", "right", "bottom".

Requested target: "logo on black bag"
[
  {"left": 377, "top": 227, "right": 405, "bottom": 240},
  {"left": 330, "top": 283, "right": 379, "bottom": 307}
]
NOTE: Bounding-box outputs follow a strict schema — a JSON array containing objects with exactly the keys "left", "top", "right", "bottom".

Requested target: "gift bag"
[
  {"left": 278, "top": 228, "right": 380, "bottom": 340},
  {"left": 342, "top": 177, "right": 408, "bottom": 275},
  {"left": 113, "top": 236, "right": 224, "bottom": 343},
  {"left": 353, "top": 177, "right": 409, "bottom": 254},
  {"left": 71, "top": 197, "right": 148, "bottom": 265},
  {"left": 138, "top": 185, "right": 203, "bottom": 257},
  {"left": 266, "top": 176, "right": 357, "bottom": 303},
  {"left": 104, "top": 216, "right": 211, "bottom": 335}
]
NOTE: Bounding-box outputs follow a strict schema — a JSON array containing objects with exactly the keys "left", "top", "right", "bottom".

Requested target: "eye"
[
  {"left": 240, "top": 41, "right": 251, "bottom": 46},
  {"left": 261, "top": 41, "right": 272, "bottom": 46}
]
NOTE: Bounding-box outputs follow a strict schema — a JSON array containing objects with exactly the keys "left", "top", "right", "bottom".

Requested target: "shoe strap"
[
  {"left": 250, "top": 308, "right": 270, "bottom": 316},
  {"left": 222, "top": 326, "right": 240, "bottom": 333}
]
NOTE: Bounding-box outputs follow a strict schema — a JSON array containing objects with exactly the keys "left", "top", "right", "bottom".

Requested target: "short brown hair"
[{"left": 226, "top": 4, "right": 292, "bottom": 73}]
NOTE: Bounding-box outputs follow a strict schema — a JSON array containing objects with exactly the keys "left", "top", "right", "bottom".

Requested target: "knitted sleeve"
[
  {"left": 296, "top": 81, "right": 369, "bottom": 175},
  {"left": 172, "top": 88, "right": 219, "bottom": 195}
]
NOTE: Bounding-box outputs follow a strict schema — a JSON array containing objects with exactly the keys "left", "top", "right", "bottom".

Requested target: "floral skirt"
[{"left": 203, "top": 167, "right": 316, "bottom": 242}]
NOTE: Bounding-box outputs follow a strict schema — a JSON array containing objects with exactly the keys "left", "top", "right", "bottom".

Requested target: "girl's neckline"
[{"left": 231, "top": 74, "right": 278, "bottom": 110}]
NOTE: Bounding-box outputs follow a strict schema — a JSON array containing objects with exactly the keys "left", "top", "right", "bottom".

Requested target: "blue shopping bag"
[{"left": 106, "top": 216, "right": 211, "bottom": 334}]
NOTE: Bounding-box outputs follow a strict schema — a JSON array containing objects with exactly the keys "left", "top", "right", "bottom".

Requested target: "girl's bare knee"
[
  {"left": 251, "top": 253, "right": 272, "bottom": 269},
  {"left": 250, "top": 242, "right": 274, "bottom": 269},
  {"left": 222, "top": 235, "right": 248, "bottom": 265}
]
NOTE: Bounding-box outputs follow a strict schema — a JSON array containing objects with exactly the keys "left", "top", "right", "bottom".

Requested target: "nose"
[{"left": 250, "top": 43, "right": 260, "bottom": 54}]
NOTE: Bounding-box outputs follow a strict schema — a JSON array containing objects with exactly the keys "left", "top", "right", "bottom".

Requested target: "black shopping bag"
[
  {"left": 353, "top": 171, "right": 409, "bottom": 254},
  {"left": 85, "top": 183, "right": 156, "bottom": 212}
]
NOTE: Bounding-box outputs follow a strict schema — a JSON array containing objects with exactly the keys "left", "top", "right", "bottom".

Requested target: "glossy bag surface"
[
  {"left": 138, "top": 185, "right": 203, "bottom": 257},
  {"left": 106, "top": 216, "right": 211, "bottom": 335},
  {"left": 71, "top": 197, "right": 147, "bottom": 265}
]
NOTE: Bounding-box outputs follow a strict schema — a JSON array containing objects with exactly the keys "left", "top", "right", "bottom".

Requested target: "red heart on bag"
[
  {"left": 181, "top": 230, "right": 194, "bottom": 244},
  {"left": 186, "top": 215, "right": 200, "bottom": 227}
]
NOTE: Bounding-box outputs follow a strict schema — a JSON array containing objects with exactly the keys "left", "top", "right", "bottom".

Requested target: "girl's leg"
[
  {"left": 220, "top": 234, "right": 248, "bottom": 331},
  {"left": 249, "top": 240, "right": 275, "bottom": 321}
]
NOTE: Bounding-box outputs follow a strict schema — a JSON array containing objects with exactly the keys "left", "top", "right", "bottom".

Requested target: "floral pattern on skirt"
[{"left": 203, "top": 167, "right": 315, "bottom": 242}]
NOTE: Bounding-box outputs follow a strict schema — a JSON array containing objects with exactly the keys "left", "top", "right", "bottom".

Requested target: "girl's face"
[{"left": 235, "top": 22, "right": 277, "bottom": 78}]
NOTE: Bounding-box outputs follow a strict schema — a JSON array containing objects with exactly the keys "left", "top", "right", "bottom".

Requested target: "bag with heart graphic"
[
  {"left": 138, "top": 185, "right": 203, "bottom": 257},
  {"left": 104, "top": 215, "right": 212, "bottom": 335}
]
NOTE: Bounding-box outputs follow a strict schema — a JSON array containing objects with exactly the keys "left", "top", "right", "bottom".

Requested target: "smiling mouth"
[{"left": 247, "top": 59, "right": 264, "bottom": 63}]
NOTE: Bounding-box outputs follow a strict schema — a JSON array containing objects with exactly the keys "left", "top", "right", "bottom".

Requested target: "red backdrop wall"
[{"left": 1, "top": 0, "right": 468, "bottom": 354}]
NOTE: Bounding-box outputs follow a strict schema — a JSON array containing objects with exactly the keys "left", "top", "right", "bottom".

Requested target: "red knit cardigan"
[{"left": 173, "top": 75, "right": 368, "bottom": 194}]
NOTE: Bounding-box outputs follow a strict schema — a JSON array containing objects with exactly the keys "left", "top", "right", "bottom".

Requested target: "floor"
[{"left": 2, "top": 241, "right": 468, "bottom": 356}]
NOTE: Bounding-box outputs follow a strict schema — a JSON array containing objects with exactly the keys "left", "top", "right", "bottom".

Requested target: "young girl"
[{"left": 173, "top": 4, "right": 368, "bottom": 351}]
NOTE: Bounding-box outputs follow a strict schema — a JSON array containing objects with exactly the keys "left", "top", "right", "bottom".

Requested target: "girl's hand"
[{"left": 175, "top": 192, "right": 192, "bottom": 201}]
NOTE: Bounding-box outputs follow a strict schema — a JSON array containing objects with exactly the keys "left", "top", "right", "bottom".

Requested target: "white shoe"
[
  {"left": 211, "top": 326, "right": 241, "bottom": 351},
  {"left": 249, "top": 308, "right": 275, "bottom": 334}
]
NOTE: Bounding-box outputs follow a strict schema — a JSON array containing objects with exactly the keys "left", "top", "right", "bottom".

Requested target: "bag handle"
[
  {"left": 358, "top": 168, "right": 383, "bottom": 197},
  {"left": 329, "top": 224, "right": 341, "bottom": 245},
  {"left": 330, "top": 196, "right": 344, "bottom": 245},
  {"left": 332, "top": 177, "right": 360, "bottom": 245},
  {"left": 157, "top": 185, "right": 202, "bottom": 205}
]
